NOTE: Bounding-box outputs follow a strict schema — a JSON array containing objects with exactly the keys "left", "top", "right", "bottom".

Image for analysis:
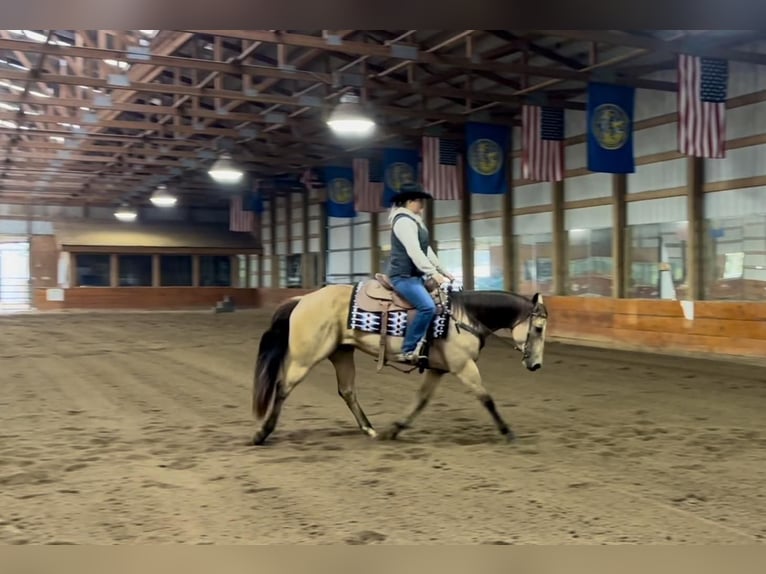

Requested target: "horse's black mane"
[{"left": 449, "top": 289, "right": 535, "bottom": 333}]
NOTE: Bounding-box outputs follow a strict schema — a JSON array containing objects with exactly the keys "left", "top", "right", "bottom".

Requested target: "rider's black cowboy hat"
[{"left": 391, "top": 182, "right": 433, "bottom": 204}]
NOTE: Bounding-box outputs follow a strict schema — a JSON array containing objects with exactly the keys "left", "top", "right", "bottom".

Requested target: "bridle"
[{"left": 450, "top": 294, "right": 547, "bottom": 359}]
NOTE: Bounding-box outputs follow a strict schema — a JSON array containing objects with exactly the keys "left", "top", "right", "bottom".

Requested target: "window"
[
  {"left": 626, "top": 221, "right": 688, "bottom": 299},
  {"left": 118, "top": 254, "right": 152, "bottom": 286},
  {"left": 249, "top": 255, "right": 260, "bottom": 288},
  {"left": 436, "top": 240, "right": 462, "bottom": 282},
  {"left": 514, "top": 233, "right": 553, "bottom": 295},
  {"left": 566, "top": 228, "right": 613, "bottom": 297},
  {"left": 704, "top": 215, "right": 766, "bottom": 300},
  {"left": 75, "top": 253, "right": 111, "bottom": 286},
  {"left": 160, "top": 255, "right": 192, "bottom": 286},
  {"left": 474, "top": 237, "right": 504, "bottom": 290},
  {"left": 200, "top": 255, "right": 231, "bottom": 286}
]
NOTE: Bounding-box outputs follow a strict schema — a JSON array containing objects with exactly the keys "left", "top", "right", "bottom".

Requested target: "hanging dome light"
[
  {"left": 150, "top": 184, "right": 177, "bottom": 207},
  {"left": 114, "top": 202, "right": 137, "bottom": 222},
  {"left": 207, "top": 151, "right": 244, "bottom": 184},
  {"left": 326, "top": 92, "right": 376, "bottom": 136}
]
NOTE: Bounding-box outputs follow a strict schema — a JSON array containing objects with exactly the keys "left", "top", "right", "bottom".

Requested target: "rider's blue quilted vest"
[{"left": 388, "top": 212, "right": 430, "bottom": 279}]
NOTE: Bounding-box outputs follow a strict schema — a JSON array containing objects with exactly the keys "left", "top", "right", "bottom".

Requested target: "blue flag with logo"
[
  {"left": 243, "top": 181, "right": 265, "bottom": 214},
  {"left": 465, "top": 122, "right": 510, "bottom": 194},
  {"left": 382, "top": 147, "right": 419, "bottom": 207},
  {"left": 587, "top": 82, "right": 635, "bottom": 173},
  {"left": 323, "top": 166, "right": 356, "bottom": 218}
]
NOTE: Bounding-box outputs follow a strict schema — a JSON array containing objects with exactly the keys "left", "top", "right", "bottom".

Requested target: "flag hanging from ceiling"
[
  {"left": 322, "top": 166, "right": 356, "bottom": 218},
  {"left": 382, "top": 147, "right": 419, "bottom": 207},
  {"left": 465, "top": 122, "right": 510, "bottom": 194},
  {"left": 421, "top": 136, "right": 463, "bottom": 200},
  {"left": 229, "top": 194, "right": 254, "bottom": 232},
  {"left": 586, "top": 82, "right": 635, "bottom": 173},
  {"left": 678, "top": 54, "right": 728, "bottom": 159},
  {"left": 243, "top": 179, "right": 265, "bottom": 214},
  {"left": 352, "top": 157, "right": 384, "bottom": 212},
  {"left": 522, "top": 104, "right": 565, "bottom": 182}
]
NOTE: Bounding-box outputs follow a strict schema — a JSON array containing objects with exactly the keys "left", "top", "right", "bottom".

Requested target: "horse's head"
[{"left": 511, "top": 293, "right": 548, "bottom": 372}]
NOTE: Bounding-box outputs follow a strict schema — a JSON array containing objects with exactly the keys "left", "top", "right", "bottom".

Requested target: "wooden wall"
[
  {"left": 544, "top": 296, "right": 766, "bottom": 359},
  {"left": 34, "top": 287, "right": 260, "bottom": 311}
]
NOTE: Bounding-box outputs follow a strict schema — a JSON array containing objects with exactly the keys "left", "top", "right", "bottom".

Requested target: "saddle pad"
[{"left": 347, "top": 281, "right": 450, "bottom": 339}]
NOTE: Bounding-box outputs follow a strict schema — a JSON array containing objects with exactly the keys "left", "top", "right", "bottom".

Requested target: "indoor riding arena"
[{"left": 1, "top": 30, "right": 765, "bottom": 545}]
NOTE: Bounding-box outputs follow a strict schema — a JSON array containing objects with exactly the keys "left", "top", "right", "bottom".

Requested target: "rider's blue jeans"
[{"left": 390, "top": 275, "right": 436, "bottom": 354}]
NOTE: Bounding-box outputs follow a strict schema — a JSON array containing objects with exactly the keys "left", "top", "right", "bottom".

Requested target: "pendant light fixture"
[
  {"left": 114, "top": 202, "right": 137, "bottom": 222},
  {"left": 207, "top": 151, "right": 244, "bottom": 184},
  {"left": 150, "top": 183, "right": 177, "bottom": 207},
  {"left": 326, "top": 92, "right": 376, "bottom": 136}
]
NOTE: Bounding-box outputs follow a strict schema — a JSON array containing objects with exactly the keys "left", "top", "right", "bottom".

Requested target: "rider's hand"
[{"left": 432, "top": 273, "right": 449, "bottom": 287}]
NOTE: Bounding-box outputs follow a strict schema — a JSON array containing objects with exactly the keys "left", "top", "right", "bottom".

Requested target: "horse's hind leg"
[
  {"left": 454, "top": 359, "right": 514, "bottom": 441},
  {"left": 252, "top": 361, "right": 310, "bottom": 445},
  {"left": 378, "top": 369, "right": 444, "bottom": 440},
  {"left": 329, "top": 345, "right": 376, "bottom": 438}
]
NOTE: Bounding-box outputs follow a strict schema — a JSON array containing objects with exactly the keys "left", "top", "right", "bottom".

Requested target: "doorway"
[{"left": 0, "top": 241, "right": 31, "bottom": 311}]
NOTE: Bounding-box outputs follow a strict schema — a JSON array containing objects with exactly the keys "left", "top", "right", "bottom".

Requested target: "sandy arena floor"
[{"left": 0, "top": 308, "right": 764, "bottom": 544}]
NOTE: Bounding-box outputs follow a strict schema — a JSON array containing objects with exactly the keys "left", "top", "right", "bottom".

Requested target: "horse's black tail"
[{"left": 253, "top": 298, "right": 300, "bottom": 419}]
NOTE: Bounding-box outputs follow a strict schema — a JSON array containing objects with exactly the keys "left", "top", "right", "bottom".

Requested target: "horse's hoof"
[
  {"left": 364, "top": 427, "right": 378, "bottom": 439},
  {"left": 376, "top": 426, "right": 400, "bottom": 441},
  {"left": 502, "top": 429, "right": 516, "bottom": 443},
  {"left": 251, "top": 432, "right": 267, "bottom": 445}
]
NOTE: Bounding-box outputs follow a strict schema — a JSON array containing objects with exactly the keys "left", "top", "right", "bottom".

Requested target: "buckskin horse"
[{"left": 251, "top": 274, "right": 549, "bottom": 445}]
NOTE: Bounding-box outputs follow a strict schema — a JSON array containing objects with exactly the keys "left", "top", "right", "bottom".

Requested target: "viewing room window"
[
  {"left": 160, "top": 255, "right": 193, "bottom": 287},
  {"left": 75, "top": 253, "right": 110, "bottom": 287}
]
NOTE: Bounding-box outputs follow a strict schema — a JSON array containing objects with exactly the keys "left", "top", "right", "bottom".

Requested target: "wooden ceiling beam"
[
  {"left": 187, "top": 30, "right": 677, "bottom": 91},
  {"left": 539, "top": 30, "right": 766, "bottom": 66}
]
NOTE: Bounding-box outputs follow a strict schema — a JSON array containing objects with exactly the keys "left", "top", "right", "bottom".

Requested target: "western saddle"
[{"left": 355, "top": 273, "right": 445, "bottom": 371}]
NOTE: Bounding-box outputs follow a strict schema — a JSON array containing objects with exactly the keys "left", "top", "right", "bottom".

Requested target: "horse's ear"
[{"left": 532, "top": 292, "right": 542, "bottom": 306}]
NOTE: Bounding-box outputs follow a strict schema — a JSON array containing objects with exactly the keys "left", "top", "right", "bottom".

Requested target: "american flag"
[
  {"left": 229, "top": 194, "right": 254, "bottom": 232},
  {"left": 421, "top": 135, "right": 462, "bottom": 200},
  {"left": 678, "top": 54, "right": 728, "bottom": 159},
  {"left": 352, "top": 157, "right": 384, "bottom": 212},
  {"left": 521, "top": 104, "right": 565, "bottom": 182}
]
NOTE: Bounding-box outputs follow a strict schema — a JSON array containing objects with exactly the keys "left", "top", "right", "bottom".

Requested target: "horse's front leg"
[
  {"left": 378, "top": 369, "right": 444, "bottom": 440},
  {"left": 455, "top": 359, "right": 514, "bottom": 441}
]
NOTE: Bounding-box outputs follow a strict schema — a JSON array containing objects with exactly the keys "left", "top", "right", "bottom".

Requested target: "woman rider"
[{"left": 387, "top": 182, "right": 454, "bottom": 364}]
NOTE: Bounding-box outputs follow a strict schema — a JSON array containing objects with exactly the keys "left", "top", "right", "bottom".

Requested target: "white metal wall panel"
[
  {"left": 328, "top": 219, "right": 351, "bottom": 245},
  {"left": 309, "top": 218, "right": 320, "bottom": 236},
  {"left": 727, "top": 60, "right": 766, "bottom": 98},
  {"left": 275, "top": 215, "right": 287, "bottom": 242},
  {"left": 512, "top": 126, "right": 521, "bottom": 151},
  {"left": 291, "top": 239, "right": 302, "bottom": 253},
  {"left": 0, "top": 220, "right": 27, "bottom": 234},
  {"left": 30, "top": 221, "right": 54, "bottom": 234},
  {"left": 634, "top": 71, "right": 677, "bottom": 120},
  {"left": 327, "top": 251, "right": 352, "bottom": 275},
  {"left": 291, "top": 221, "right": 302, "bottom": 241},
  {"left": 565, "top": 172, "right": 612, "bottom": 202},
  {"left": 354, "top": 212, "right": 370, "bottom": 224},
  {"left": 727, "top": 100, "right": 766, "bottom": 140},
  {"left": 627, "top": 196, "right": 688, "bottom": 225},
  {"left": 705, "top": 187, "right": 766, "bottom": 218},
  {"left": 378, "top": 228, "right": 388, "bottom": 247},
  {"left": 705, "top": 143, "right": 766, "bottom": 182},
  {"left": 514, "top": 212, "right": 552, "bottom": 235},
  {"left": 512, "top": 156, "right": 521, "bottom": 179},
  {"left": 565, "top": 204, "right": 612, "bottom": 230},
  {"left": 309, "top": 237, "right": 320, "bottom": 252},
  {"left": 353, "top": 222, "right": 371, "bottom": 248},
  {"left": 565, "top": 108, "right": 585, "bottom": 137},
  {"left": 628, "top": 158, "right": 687, "bottom": 194},
  {"left": 633, "top": 122, "right": 679, "bottom": 156},
  {"left": 434, "top": 199, "right": 460, "bottom": 218},
  {"left": 353, "top": 250, "right": 371, "bottom": 274},
  {"left": 261, "top": 224, "right": 270, "bottom": 244},
  {"left": 309, "top": 203, "right": 320, "bottom": 217},
  {"left": 565, "top": 142, "right": 585, "bottom": 170},
  {"left": 473, "top": 217, "right": 501, "bottom": 238},
  {"left": 434, "top": 221, "right": 460, "bottom": 242},
  {"left": 472, "top": 193, "right": 502, "bottom": 214},
  {"left": 514, "top": 182, "right": 551, "bottom": 208}
]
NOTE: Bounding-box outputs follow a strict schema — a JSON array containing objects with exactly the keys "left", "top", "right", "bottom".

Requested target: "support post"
[{"left": 612, "top": 173, "right": 627, "bottom": 298}]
